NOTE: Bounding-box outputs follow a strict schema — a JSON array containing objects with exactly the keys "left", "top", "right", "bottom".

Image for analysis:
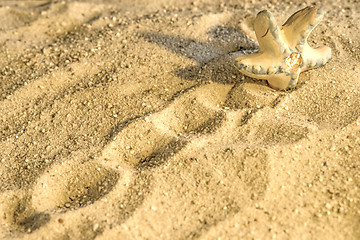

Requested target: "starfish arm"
[
  {"left": 267, "top": 72, "right": 300, "bottom": 90},
  {"left": 281, "top": 6, "right": 324, "bottom": 49},
  {"left": 301, "top": 44, "right": 332, "bottom": 71},
  {"left": 287, "top": 70, "right": 301, "bottom": 88},
  {"left": 254, "top": 10, "right": 285, "bottom": 57},
  {"left": 235, "top": 52, "right": 282, "bottom": 76}
]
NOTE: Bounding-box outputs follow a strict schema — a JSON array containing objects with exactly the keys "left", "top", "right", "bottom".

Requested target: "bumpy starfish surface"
[{"left": 234, "top": 6, "right": 331, "bottom": 90}]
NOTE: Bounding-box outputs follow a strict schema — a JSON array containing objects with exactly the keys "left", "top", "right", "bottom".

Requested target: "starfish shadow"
[{"left": 140, "top": 25, "right": 260, "bottom": 85}]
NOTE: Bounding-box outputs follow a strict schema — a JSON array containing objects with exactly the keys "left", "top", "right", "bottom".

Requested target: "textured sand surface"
[{"left": 0, "top": 0, "right": 359, "bottom": 239}]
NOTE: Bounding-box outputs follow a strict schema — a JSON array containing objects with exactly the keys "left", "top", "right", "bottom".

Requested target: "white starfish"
[{"left": 234, "top": 6, "right": 332, "bottom": 90}]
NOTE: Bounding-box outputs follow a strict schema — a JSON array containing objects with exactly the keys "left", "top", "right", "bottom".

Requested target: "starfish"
[{"left": 234, "top": 6, "right": 332, "bottom": 90}]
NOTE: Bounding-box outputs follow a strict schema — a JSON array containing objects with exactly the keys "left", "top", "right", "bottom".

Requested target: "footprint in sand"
[
  {"left": 101, "top": 82, "right": 231, "bottom": 166},
  {"left": 0, "top": 68, "right": 327, "bottom": 236},
  {"left": 0, "top": 82, "right": 232, "bottom": 235},
  {"left": 32, "top": 161, "right": 120, "bottom": 212}
]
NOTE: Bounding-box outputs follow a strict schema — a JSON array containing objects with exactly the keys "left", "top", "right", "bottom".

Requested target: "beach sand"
[{"left": 0, "top": 0, "right": 359, "bottom": 239}]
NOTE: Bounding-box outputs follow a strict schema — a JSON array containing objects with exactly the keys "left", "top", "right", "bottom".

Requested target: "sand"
[{"left": 0, "top": 0, "right": 359, "bottom": 239}]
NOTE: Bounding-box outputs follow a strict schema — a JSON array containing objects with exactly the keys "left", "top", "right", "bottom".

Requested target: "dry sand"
[{"left": 0, "top": 0, "right": 359, "bottom": 239}]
